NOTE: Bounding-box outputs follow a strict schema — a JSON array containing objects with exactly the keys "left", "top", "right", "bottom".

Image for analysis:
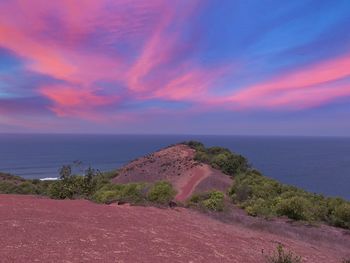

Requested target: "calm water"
[{"left": 0, "top": 134, "right": 349, "bottom": 200}]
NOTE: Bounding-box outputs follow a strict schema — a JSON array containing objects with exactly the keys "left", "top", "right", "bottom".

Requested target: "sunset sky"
[{"left": 1, "top": 0, "right": 350, "bottom": 135}]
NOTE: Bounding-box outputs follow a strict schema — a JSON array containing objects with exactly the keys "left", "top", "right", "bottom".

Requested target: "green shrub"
[
  {"left": 15, "top": 181, "right": 37, "bottom": 194},
  {"left": 276, "top": 196, "right": 313, "bottom": 221},
  {"left": 264, "top": 244, "right": 302, "bottom": 263},
  {"left": 185, "top": 141, "right": 205, "bottom": 151},
  {"left": 147, "top": 181, "right": 176, "bottom": 205},
  {"left": 48, "top": 180, "right": 75, "bottom": 199},
  {"left": 118, "top": 183, "right": 145, "bottom": 203},
  {"left": 47, "top": 165, "right": 117, "bottom": 200},
  {"left": 0, "top": 173, "right": 51, "bottom": 195},
  {"left": 189, "top": 191, "right": 225, "bottom": 212},
  {"left": 245, "top": 198, "right": 277, "bottom": 218},
  {"left": 331, "top": 203, "right": 350, "bottom": 229},
  {"left": 92, "top": 183, "right": 145, "bottom": 204},
  {"left": 194, "top": 151, "right": 210, "bottom": 163},
  {"left": 185, "top": 141, "right": 250, "bottom": 176},
  {"left": 230, "top": 171, "right": 350, "bottom": 228},
  {"left": 202, "top": 191, "right": 225, "bottom": 211},
  {"left": 0, "top": 181, "right": 18, "bottom": 194},
  {"left": 96, "top": 190, "right": 120, "bottom": 203}
]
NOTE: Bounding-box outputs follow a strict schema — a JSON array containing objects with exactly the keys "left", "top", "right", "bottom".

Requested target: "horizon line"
[{"left": 0, "top": 132, "right": 349, "bottom": 138}]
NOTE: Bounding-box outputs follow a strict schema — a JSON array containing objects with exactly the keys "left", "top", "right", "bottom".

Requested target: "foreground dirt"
[
  {"left": 1, "top": 195, "right": 349, "bottom": 263},
  {"left": 113, "top": 144, "right": 232, "bottom": 201}
]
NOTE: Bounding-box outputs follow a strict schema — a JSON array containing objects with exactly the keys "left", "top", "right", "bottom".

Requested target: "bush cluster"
[
  {"left": 92, "top": 183, "right": 146, "bottom": 204},
  {"left": 147, "top": 181, "right": 177, "bottom": 205},
  {"left": 188, "top": 190, "right": 225, "bottom": 212},
  {"left": 47, "top": 165, "right": 115, "bottom": 199},
  {"left": 93, "top": 180, "right": 176, "bottom": 206},
  {"left": 230, "top": 170, "right": 350, "bottom": 228},
  {"left": 0, "top": 172, "right": 51, "bottom": 195},
  {"left": 1, "top": 165, "right": 177, "bottom": 207},
  {"left": 185, "top": 141, "right": 249, "bottom": 176}
]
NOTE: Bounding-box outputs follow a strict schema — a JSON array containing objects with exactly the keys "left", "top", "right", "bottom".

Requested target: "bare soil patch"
[{"left": 0, "top": 195, "right": 349, "bottom": 263}]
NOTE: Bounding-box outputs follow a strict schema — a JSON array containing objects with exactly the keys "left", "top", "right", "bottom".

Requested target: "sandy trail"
[{"left": 174, "top": 164, "right": 211, "bottom": 201}]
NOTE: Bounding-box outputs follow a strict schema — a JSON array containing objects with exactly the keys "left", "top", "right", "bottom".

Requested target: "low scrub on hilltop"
[{"left": 185, "top": 141, "right": 250, "bottom": 176}]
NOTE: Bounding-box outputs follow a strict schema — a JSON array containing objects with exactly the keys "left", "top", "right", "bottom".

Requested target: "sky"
[{"left": 0, "top": 0, "right": 350, "bottom": 136}]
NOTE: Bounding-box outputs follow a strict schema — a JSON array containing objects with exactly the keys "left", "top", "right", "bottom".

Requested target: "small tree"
[{"left": 59, "top": 165, "right": 72, "bottom": 180}]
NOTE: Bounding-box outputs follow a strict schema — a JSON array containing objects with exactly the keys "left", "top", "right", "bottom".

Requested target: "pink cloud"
[
  {"left": 39, "top": 85, "right": 119, "bottom": 120},
  {"left": 0, "top": 1, "right": 163, "bottom": 122},
  {"left": 226, "top": 54, "right": 350, "bottom": 109}
]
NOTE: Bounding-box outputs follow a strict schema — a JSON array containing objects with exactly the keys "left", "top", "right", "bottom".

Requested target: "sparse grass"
[{"left": 263, "top": 244, "right": 302, "bottom": 263}]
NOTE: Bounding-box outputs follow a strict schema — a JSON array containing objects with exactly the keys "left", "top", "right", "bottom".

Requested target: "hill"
[
  {"left": 112, "top": 144, "right": 232, "bottom": 201},
  {"left": 1, "top": 194, "right": 349, "bottom": 263}
]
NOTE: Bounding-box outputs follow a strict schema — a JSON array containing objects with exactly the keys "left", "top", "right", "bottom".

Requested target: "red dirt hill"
[
  {"left": 1, "top": 195, "right": 349, "bottom": 263},
  {"left": 112, "top": 144, "right": 232, "bottom": 201}
]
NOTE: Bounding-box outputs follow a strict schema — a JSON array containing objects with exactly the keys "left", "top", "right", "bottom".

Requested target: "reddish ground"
[
  {"left": 174, "top": 165, "right": 211, "bottom": 201},
  {"left": 113, "top": 144, "right": 232, "bottom": 201},
  {"left": 1, "top": 195, "right": 349, "bottom": 263}
]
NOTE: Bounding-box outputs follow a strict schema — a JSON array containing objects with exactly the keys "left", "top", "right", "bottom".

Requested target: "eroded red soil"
[
  {"left": 1, "top": 195, "right": 349, "bottom": 263},
  {"left": 113, "top": 144, "right": 232, "bottom": 201}
]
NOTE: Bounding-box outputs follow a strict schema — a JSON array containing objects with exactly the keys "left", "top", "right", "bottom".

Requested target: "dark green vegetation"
[
  {"left": 230, "top": 170, "right": 350, "bottom": 229},
  {"left": 147, "top": 181, "right": 177, "bottom": 205},
  {"left": 188, "top": 190, "right": 225, "bottom": 212},
  {"left": 186, "top": 141, "right": 250, "bottom": 176},
  {"left": 93, "top": 180, "right": 176, "bottom": 205},
  {"left": 263, "top": 245, "right": 302, "bottom": 263},
  {"left": 47, "top": 165, "right": 116, "bottom": 200},
  {"left": 92, "top": 183, "right": 146, "bottom": 204},
  {"left": 48, "top": 165, "right": 177, "bottom": 206},
  {"left": 0, "top": 172, "right": 52, "bottom": 195},
  {"left": 0, "top": 165, "right": 177, "bottom": 207},
  {"left": 186, "top": 141, "right": 350, "bottom": 229}
]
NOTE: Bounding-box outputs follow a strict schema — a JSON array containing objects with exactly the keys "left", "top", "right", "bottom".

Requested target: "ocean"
[{"left": 0, "top": 134, "right": 349, "bottom": 200}]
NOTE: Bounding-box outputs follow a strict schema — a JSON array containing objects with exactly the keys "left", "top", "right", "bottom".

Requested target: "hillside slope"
[
  {"left": 1, "top": 195, "right": 349, "bottom": 263},
  {"left": 112, "top": 144, "right": 232, "bottom": 201}
]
